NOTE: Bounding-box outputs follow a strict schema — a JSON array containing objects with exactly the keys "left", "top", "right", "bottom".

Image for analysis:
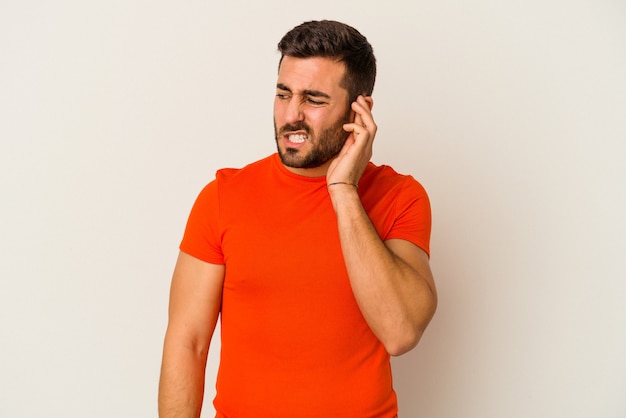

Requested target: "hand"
[{"left": 326, "top": 95, "right": 377, "bottom": 188}]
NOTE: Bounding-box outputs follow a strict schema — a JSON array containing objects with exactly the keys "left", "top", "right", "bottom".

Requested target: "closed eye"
[{"left": 306, "top": 97, "right": 326, "bottom": 106}]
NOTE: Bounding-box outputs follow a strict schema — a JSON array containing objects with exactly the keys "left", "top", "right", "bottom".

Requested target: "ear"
[{"left": 363, "top": 96, "right": 374, "bottom": 110}]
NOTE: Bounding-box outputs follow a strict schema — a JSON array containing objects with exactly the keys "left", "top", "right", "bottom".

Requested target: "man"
[{"left": 159, "top": 20, "right": 437, "bottom": 417}]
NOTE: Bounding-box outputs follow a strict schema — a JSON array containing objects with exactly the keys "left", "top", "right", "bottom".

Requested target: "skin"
[
  {"left": 158, "top": 55, "right": 437, "bottom": 417},
  {"left": 158, "top": 253, "right": 223, "bottom": 418},
  {"left": 274, "top": 56, "right": 355, "bottom": 177}
]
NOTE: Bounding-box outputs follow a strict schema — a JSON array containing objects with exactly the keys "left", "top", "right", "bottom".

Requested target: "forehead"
[{"left": 277, "top": 56, "right": 347, "bottom": 96}]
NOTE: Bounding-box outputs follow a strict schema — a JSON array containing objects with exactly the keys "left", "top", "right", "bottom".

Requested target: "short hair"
[{"left": 277, "top": 20, "right": 377, "bottom": 101}]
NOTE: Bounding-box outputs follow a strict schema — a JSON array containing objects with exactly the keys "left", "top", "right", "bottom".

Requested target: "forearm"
[
  {"left": 329, "top": 186, "right": 437, "bottom": 356},
  {"left": 159, "top": 253, "right": 224, "bottom": 417},
  {"left": 158, "top": 334, "right": 209, "bottom": 418}
]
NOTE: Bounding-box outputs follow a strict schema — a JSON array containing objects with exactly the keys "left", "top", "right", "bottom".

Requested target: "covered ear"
[{"left": 363, "top": 96, "right": 374, "bottom": 110}]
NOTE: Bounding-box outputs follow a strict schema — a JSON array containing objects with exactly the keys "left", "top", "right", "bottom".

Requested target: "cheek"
[
  {"left": 305, "top": 109, "right": 329, "bottom": 128},
  {"left": 273, "top": 100, "right": 281, "bottom": 115},
  {"left": 273, "top": 103, "right": 285, "bottom": 124}
]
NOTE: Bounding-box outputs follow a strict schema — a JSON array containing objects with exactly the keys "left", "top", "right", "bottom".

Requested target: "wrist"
[
  {"left": 327, "top": 181, "right": 360, "bottom": 207},
  {"left": 327, "top": 181, "right": 358, "bottom": 189}
]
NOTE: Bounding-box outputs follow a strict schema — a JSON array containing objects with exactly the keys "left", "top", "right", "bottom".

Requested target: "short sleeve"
[
  {"left": 386, "top": 177, "right": 432, "bottom": 256},
  {"left": 179, "top": 180, "right": 225, "bottom": 264}
]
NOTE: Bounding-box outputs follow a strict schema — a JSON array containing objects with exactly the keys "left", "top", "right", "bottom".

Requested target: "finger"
[
  {"left": 351, "top": 98, "right": 375, "bottom": 135},
  {"left": 343, "top": 121, "right": 367, "bottom": 138},
  {"left": 354, "top": 111, "right": 364, "bottom": 129},
  {"left": 354, "top": 98, "right": 375, "bottom": 131}
]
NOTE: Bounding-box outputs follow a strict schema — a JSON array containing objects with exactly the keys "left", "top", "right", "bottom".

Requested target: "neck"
[{"left": 282, "top": 159, "right": 333, "bottom": 178}]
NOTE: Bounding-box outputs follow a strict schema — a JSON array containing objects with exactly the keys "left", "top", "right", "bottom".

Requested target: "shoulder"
[
  {"left": 215, "top": 154, "right": 276, "bottom": 184},
  {"left": 360, "top": 162, "right": 428, "bottom": 198}
]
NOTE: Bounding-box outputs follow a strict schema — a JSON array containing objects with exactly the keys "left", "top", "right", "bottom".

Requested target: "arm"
[
  {"left": 329, "top": 188, "right": 437, "bottom": 355},
  {"left": 158, "top": 251, "right": 225, "bottom": 418},
  {"left": 327, "top": 96, "right": 437, "bottom": 356}
]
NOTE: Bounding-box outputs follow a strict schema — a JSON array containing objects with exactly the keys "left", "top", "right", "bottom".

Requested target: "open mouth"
[{"left": 287, "top": 133, "right": 307, "bottom": 144}]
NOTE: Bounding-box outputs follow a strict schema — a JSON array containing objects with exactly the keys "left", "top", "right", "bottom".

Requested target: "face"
[{"left": 274, "top": 56, "right": 352, "bottom": 177}]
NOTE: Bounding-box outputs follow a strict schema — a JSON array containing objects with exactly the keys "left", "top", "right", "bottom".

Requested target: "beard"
[{"left": 274, "top": 109, "right": 352, "bottom": 169}]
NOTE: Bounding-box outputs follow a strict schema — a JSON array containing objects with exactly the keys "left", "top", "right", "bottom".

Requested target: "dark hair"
[{"left": 277, "top": 20, "right": 377, "bottom": 101}]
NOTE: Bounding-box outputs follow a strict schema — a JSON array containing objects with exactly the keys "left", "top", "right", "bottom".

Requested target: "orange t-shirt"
[{"left": 180, "top": 154, "right": 431, "bottom": 417}]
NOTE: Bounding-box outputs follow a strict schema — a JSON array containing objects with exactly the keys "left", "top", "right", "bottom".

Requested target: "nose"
[{"left": 284, "top": 96, "right": 304, "bottom": 124}]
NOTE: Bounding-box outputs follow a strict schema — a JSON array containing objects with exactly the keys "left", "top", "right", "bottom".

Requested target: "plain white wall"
[{"left": 1, "top": 1, "right": 624, "bottom": 417}]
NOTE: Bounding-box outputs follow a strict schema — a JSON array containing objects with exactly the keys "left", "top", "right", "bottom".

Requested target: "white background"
[{"left": 1, "top": 1, "right": 625, "bottom": 417}]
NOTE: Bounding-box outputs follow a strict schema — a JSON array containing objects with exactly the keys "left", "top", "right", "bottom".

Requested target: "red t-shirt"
[{"left": 180, "top": 154, "right": 431, "bottom": 417}]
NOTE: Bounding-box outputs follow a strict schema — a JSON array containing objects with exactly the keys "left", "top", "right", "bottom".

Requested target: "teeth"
[{"left": 288, "top": 134, "right": 307, "bottom": 144}]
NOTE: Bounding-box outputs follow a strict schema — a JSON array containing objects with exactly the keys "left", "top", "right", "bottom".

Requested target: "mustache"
[{"left": 277, "top": 122, "right": 312, "bottom": 136}]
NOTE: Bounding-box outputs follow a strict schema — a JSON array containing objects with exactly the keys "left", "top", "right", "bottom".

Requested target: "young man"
[{"left": 159, "top": 20, "right": 437, "bottom": 418}]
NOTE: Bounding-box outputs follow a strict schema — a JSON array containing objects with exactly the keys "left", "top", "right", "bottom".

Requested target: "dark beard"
[{"left": 274, "top": 110, "right": 352, "bottom": 169}]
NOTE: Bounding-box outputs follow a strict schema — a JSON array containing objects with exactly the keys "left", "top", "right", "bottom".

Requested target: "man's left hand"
[{"left": 326, "top": 95, "right": 376, "bottom": 187}]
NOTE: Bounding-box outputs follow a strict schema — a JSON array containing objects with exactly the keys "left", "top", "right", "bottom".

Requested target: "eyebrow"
[{"left": 276, "top": 83, "right": 331, "bottom": 99}]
